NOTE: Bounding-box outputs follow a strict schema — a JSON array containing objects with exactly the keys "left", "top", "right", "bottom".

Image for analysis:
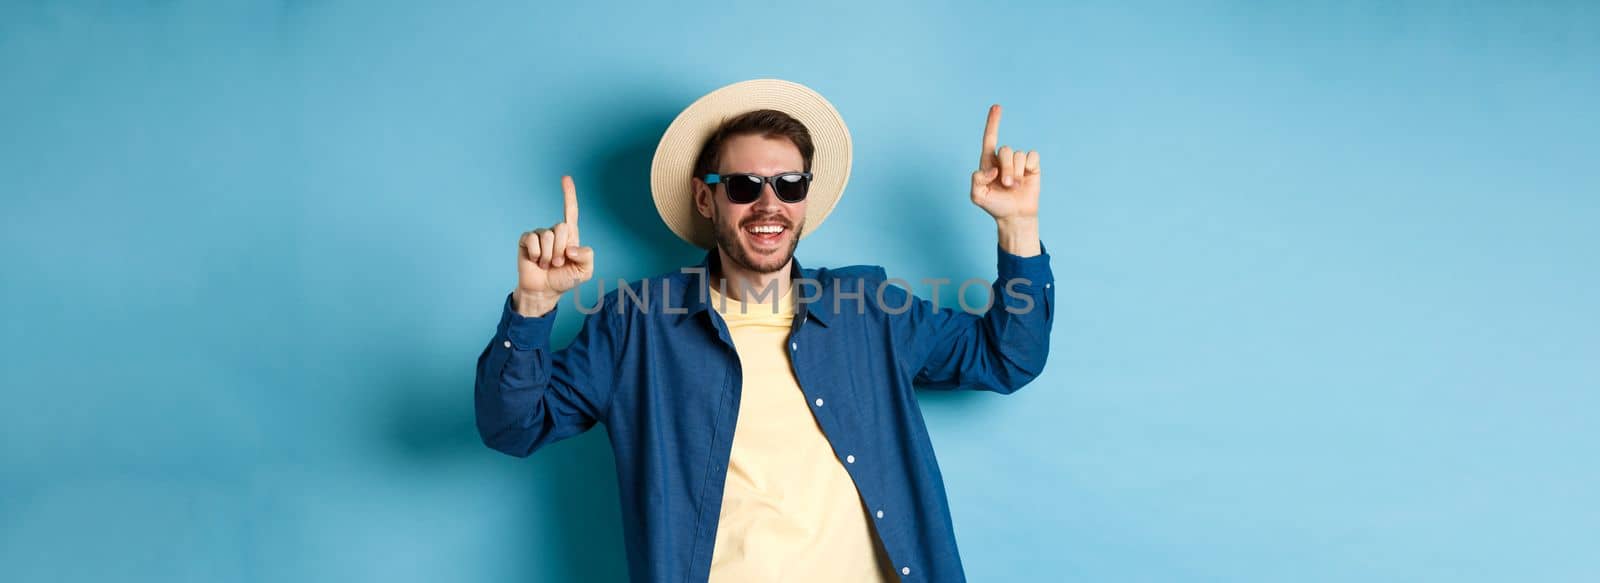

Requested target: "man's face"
[{"left": 694, "top": 134, "right": 808, "bottom": 275}]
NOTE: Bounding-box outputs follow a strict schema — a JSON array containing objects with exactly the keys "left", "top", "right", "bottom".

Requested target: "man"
[{"left": 476, "top": 79, "right": 1053, "bottom": 582}]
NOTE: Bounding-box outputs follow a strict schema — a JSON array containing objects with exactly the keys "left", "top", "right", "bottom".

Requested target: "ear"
[{"left": 692, "top": 178, "right": 714, "bottom": 219}]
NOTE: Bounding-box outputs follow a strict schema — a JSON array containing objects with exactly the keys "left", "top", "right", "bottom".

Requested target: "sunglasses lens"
[
  {"left": 774, "top": 173, "right": 809, "bottom": 202},
  {"left": 725, "top": 174, "right": 764, "bottom": 204}
]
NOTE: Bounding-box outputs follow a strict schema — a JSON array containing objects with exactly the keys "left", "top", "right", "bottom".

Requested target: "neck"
[{"left": 712, "top": 248, "right": 792, "bottom": 303}]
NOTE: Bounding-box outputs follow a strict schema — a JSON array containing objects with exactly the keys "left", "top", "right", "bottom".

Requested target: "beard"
[{"left": 712, "top": 206, "right": 805, "bottom": 275}]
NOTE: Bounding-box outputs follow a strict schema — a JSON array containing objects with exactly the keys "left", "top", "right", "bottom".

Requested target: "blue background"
[{"left": 3, "top": 1, "right": 1597, "bottom": 581}]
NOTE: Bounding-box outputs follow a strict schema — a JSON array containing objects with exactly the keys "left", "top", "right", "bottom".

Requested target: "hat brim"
[{"left": 650, "top": 79, "right": 852, "bottom": 250}]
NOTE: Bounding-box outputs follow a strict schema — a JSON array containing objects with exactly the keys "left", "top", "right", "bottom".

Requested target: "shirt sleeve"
[
  {"left": 474, "top": 292, "right": 620, "bottom": 457},
  {"left": 887, "top": 243, "right": 1055, "bottom": 393}
]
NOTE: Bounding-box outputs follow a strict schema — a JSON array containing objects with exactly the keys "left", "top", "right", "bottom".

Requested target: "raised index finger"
[
  {"left": 980, "top": 104, "right": 1002, "bottom": 170},
  {"left": 561, "top": 175, "right": 578, "bottom": 225}
]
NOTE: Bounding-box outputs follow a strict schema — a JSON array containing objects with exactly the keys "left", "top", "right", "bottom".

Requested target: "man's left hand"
[
  {"left": 970, "top": 104, "right": 1041, "bottom": 222},
  {"left": 971, "top": 104, "right": 1042, "bottom": 256}
]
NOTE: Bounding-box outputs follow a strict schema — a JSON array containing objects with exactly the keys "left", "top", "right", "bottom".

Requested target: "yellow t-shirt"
[{"left": 705, "top": 283, "right": 898, "bottom": 583}]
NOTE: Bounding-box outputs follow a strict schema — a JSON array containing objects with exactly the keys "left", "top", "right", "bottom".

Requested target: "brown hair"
[{"left": 692, "top": 109, "right": 815, "bottom": 180}]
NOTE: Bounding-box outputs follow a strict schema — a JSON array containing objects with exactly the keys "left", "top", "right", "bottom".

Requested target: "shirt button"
[
  {"left": 1044, "top": 283, "right": 1051, "bottom": 289},
  {"left": 902, "top": 566, "right": 911, "bottom": 575},
  {"left": 846, "top": 455, "right": 855, "bottom": 464},
  {"left": 502, "top": 340, "right": 512, "bottom": 348},
  {"left": 815, "top": 398, "right": 824, "bottom": 407},
  {"left": 876, "top": 510, "right": 884, "bottom": 519},
  {"left": 791, "top": 342, "right": 797, "bottom": 350}
]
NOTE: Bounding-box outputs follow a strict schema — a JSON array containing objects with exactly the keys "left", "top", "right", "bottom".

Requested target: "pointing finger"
[
  {"left": 980, "top": 104, "right": 1001, "bottom": 170},
  {"left": 562, "top": 175, "right": 579, "bottom": 226}
]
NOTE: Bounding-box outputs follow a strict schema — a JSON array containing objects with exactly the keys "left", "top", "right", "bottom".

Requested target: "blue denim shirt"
[{"left": 475, "top": 244, "right": 1055, "bottom": 582}]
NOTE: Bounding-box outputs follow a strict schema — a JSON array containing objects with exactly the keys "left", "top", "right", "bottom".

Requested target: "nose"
[{"left": 751, "top": 181, "right": 784, "bottom": 212}]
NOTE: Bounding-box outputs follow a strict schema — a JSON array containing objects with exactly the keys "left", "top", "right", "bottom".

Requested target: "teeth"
[{"left": 747, "top": 225, "right": 784, "bottom": 234}]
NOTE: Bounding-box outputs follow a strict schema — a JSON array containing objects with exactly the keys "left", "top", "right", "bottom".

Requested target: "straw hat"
[{"left": 650, "top": 79, "right": 853, "bottom": 249}]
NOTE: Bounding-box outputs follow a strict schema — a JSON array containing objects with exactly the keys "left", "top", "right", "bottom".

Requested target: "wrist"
[
  {"left": 995, "top": 216, "right": 1041, "bottom": 257},
  {"left": 512, "top": 289, "right": 561, "bottom": 318}
]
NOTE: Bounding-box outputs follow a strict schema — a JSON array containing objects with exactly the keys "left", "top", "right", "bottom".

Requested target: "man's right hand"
[{"left": 514, "top": 175, "right": 595, "bottom": 317}]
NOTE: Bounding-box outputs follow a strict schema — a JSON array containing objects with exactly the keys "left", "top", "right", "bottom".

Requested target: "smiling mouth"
[{"left": 743, "top": 222, "right": 788, "bottom": 247}]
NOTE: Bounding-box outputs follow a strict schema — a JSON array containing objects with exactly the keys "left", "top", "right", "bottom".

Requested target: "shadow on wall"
[
  {"left": 581, "top": 108, "right": 706, "bottom": 279},
  {"left": 384, "top": 363, "right": 629, "bottom": 583},
  {"left": 384, "top": 103, "right": 691, "bottom": 582},
  {"left": 881, "top": 155, "right": 1010, "bottom": 414}
]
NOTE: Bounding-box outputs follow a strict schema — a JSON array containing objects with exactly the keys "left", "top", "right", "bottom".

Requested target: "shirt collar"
[{"left": 675, "top": 247, "right": 833, "bottom": 328}]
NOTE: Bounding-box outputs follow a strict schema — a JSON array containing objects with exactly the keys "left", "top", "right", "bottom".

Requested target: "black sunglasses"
[{"left": 704, "top": 172, "right": 812, "bottom": 204}]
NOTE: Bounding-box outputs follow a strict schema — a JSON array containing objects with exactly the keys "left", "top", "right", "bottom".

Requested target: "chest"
[{"left": 612, "top": 313, "right": 902, "bottom": 432}]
